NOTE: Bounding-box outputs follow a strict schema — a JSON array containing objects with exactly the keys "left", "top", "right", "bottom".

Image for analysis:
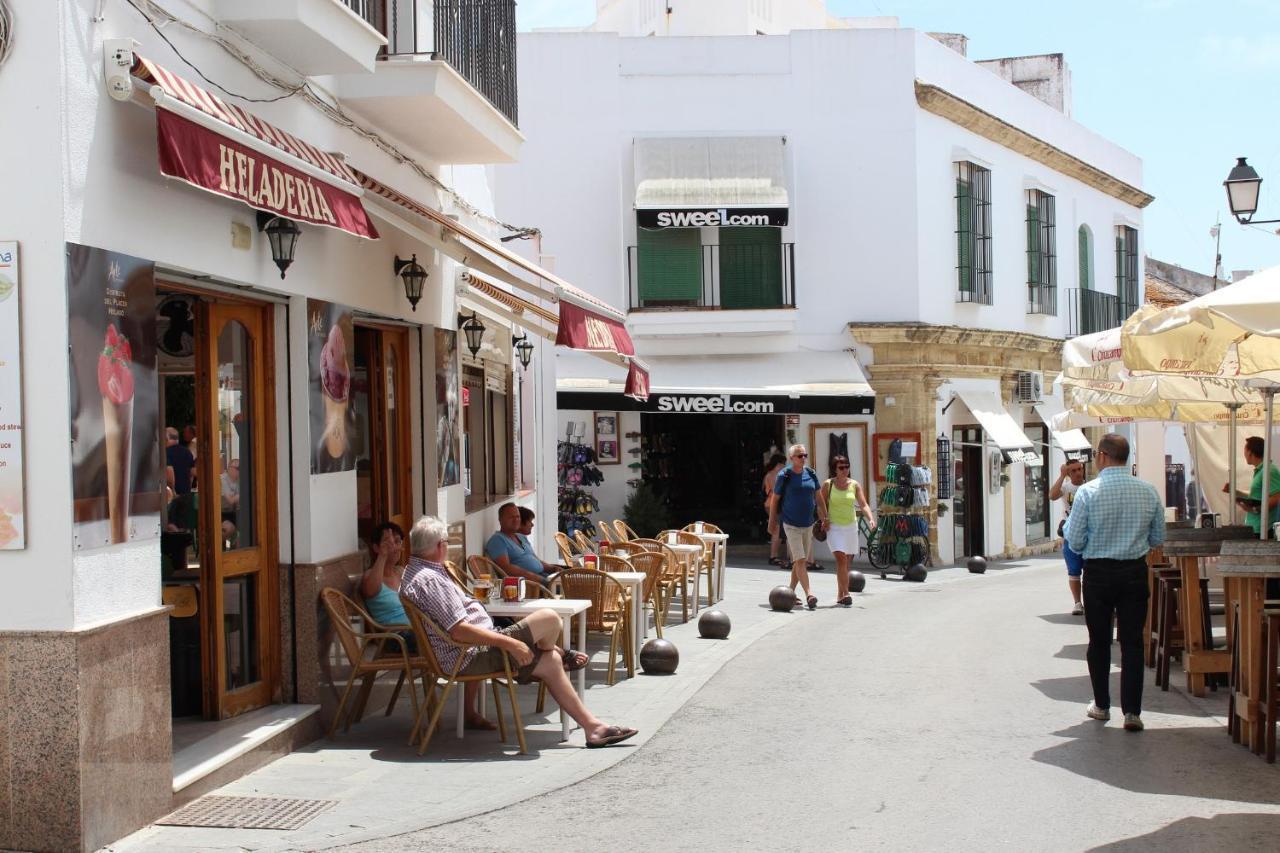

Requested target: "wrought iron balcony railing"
[
  {"left": 626, "top": 243, "right": 797, "bottom": 311},
  {"left": 1065, "top": 288, "right": 1138, "bottom": 338},
  {"left": 346, "top": 0, "right": 518, "bottom": 127}
]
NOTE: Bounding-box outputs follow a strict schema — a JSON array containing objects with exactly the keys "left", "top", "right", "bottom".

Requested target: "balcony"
[
  {"left": 331, "top": 0, "right": 523, "bottom": 164},
  {"left": 1065, "top": 288, "right": 1138, "bottom": 338},
  {"left": 626, "top": 243, "right": 796, "bottom": 312},
  {"left": 215, "top": 0, "right": 387, "bottom": 75}
]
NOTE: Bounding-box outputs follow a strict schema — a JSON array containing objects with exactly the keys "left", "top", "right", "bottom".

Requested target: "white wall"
[{"left": 591, "top": 0, "right": 836, "bottom": 37}]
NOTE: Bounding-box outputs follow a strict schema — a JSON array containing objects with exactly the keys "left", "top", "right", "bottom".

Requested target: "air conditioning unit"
[{"left": 1014, "top": 371, "right": 1043, "bottom": 404}]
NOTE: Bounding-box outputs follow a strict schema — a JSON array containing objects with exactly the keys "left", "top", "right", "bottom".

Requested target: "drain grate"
[{"left": 158, "top": 795, "right": 336, "bottom": 830}]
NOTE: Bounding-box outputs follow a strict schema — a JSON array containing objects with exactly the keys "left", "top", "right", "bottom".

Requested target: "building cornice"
[
  {"left": 848, "top": 322, "right": 1065, "bottom": 356},
  {"left": 915, "top": 82, "right": 1154, "bottom": 210}
]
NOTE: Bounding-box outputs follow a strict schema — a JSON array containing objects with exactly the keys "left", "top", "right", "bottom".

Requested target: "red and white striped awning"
[{"left": 128, "top": 54, "right": 378, "bottom": 240}]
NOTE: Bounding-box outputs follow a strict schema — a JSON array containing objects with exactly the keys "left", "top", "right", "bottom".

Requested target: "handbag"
[{"left": 813, "top": 478, "right": 830, "bottom": 542}]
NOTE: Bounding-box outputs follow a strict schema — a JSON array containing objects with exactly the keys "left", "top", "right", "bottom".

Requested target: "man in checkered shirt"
[
  {"left": 1064, "top": 433, "right": 1165, "bottom": 732},
  {"left": 400, "top": 515, "right": 638, "bottom": 749}
]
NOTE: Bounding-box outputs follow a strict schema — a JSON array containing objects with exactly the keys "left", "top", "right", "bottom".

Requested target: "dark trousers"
[{"left": 1082, "top": 558, "right": 1149, "bottom": 715}]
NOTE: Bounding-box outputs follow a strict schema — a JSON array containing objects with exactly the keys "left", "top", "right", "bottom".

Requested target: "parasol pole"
[
  {"left": 1229, "top": 404, "right": 1240, "bottom": 526},
  {"left": 1263, "top": 389, "right": 1275, "bottom": 541}
]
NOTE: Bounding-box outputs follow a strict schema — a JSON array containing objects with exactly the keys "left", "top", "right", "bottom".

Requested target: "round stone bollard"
[
  {"left": 769, "top": 585, "right": 797, "bottom": 612},
  {"left": 904, "top": 563, "right": 928, "bottom": 583},
  {"left": 849, "top": 571, "right": 866, "bottom": 594},
  {"left": 698, "top": 609, "right": 731, "bottom": 639},
  {"left": 639, "top": 638, "right": 679, "bottom": 674},
  {"left": 967, "top": 555, "right": 988, "bottom": 574}
]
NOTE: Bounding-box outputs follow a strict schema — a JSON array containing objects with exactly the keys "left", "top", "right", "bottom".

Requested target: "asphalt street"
[{"left": 341, "top": 561, "right": 1280, "bottom": 853}]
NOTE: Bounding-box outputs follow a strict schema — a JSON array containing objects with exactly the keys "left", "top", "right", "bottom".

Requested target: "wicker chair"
[
  {"left": 320, "top": 588, "right": 426, "bottom": 738},
  {"left": 554, "top": 531, "right": 583, "bottom": 564},
  {"left": 629, "top": 538, "right": 690, "bottom": 625},
  {"left": 555, "top": 567, "right": 634, "bottom": 685},
  {"left": 441, "top": 560, "right": 471, "bottom": 593},
  {"left": 467, "top": 554, "right": 558, "bottom": 599},
  {"left": 613, "top": 520, "right": 642, "bottom": 542},
  {"left": 682, "top": 521, "right": 724, "bottom": 534},
  {"left": 573, "top": 529, "right": 598, "bottom": 554},
  {"left": 610, "top": 550, "right": 665, "bottom": 639},
  {"left": 596, "top": 519, "right": 621, "bottom": 545},
  {"left": 661, "top": 529, "right": 713, "bottom": 609},
  {"left": 399, "top": 593, "right": 528, "bottom": 755}
]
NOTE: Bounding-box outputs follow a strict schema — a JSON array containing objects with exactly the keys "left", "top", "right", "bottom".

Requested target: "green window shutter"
[
  {"left": 957, "top": 178, "right": 972, "bottom": 293},
  {"left": 638, "top": 228, "right": 702, "bottom": 305},
  {"left": 718, "top": 226, "right": 782, "bottom": 309},
  {"left": 1078, "top": 227, "right": 1091, "bottom": 290},
  {"left": 1026, "top": 203, "right": 1040, "bottom": 286}
]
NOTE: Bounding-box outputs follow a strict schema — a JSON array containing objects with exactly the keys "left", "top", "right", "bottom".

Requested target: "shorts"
[
  {"left": 783, "top": 523, "right": 814, "bottom": 562},
  {"left": 1063, "top": 543, "right": 1084, "bottom": 578},
  {"left": 826, "top": 522, "right": 860, "bottom": 555},
  {"left": 462, "top": 618, "right": 538, "bottom": 680}
]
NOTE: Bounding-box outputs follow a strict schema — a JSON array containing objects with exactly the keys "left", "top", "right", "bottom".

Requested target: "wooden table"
[
  {"left": 1163, "top": 525, "right": 1255, "bottom": 697},
  {"left": 1218, "top": 540, "right": 1280, "bottom": 756},
  {"left": 693, "top": 531, "right": 730, "bottom": 602},
  {"left": 484, "top": 598, "right": 591, "bottom": 741}
]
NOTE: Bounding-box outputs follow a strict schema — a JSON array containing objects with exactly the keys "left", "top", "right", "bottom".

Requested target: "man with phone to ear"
[{"left": 1050, "top": 459, "right": 1088, "bottom": 615}]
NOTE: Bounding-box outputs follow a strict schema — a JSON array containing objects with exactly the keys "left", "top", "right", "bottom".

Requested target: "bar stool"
[{"left": 1154, "top": 569, "right": 1184, "bottom": 691}]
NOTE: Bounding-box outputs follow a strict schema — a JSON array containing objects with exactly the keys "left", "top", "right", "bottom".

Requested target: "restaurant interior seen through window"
[{"left": 463, "top": 362, "right": 513, "bottom": 511}]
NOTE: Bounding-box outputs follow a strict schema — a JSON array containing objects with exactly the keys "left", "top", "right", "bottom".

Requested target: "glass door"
[{"left": 198, "top": 301, "right": 277, "bottom": 718}]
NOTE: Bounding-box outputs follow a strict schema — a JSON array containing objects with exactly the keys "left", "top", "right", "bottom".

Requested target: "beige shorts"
[{"left": 782, "top": 523, "right": 813, "bottom": 562}]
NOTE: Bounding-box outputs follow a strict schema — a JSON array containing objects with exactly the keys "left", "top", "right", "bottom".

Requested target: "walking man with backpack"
[{"left": 768, "top": 443, "right": 830, "bottom": 610}]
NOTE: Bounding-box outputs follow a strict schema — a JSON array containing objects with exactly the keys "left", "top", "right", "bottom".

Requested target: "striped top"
[{"left": 1064, "top": 466, "right": 1165, "bottom": 561}]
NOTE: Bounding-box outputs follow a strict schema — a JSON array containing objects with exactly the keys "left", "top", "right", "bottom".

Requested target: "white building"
[
  {"left": 0, "top": 2, "right": 640, "bottom": 849},
  {"left": 495, "top": 0, "right": 1151, "bottom": 566}
]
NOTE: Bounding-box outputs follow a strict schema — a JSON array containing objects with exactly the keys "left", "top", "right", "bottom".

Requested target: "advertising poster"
[
  {"left": 434, "top": 328, "right": 461, "bottom": 487},
  {"left": 308, "top": 299, "right": 356, "bottom": 474},
  {"left": 0, "top": 242, "right": 24, "bottom": 549},
  {"left": 67, "top": 242, "right": 161, "bottom": 548}
]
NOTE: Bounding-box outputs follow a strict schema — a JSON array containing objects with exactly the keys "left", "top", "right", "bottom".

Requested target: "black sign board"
[
  {"left": 558, "top": 390, "right": 873, "bottom": 416},
  {"left": 636, "top": 207, "right": 789, "bottom": 229}
]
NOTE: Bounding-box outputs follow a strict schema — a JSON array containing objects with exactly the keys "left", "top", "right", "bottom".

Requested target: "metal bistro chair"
[
  {"left": 661, "top": 529, "right": 713, "bottom": 611},
  {"left": 613, "top": 520, "right": 641, "bottom": 542},
  {"left": 399, "top": 593, "right": 529, "bottom": 755},
  {"left": 597, "top": 519, "right": 622, "bottom": 545},
  {"left": 555, "top": 566, "right": 634, "bottom": 685},
  {"left": 629, "top": 538, "right": 690, "bottom": 627},
  {"left": 320, "top": 588, "right": 427, "bottom": 739}
]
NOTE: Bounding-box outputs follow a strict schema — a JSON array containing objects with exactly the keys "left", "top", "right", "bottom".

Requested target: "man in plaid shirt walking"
[{"left": 1064, "top": 434, "right": 1165, "bottom": 732}]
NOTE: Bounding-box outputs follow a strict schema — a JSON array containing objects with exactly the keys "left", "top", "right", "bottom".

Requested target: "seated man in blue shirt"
[{"left": 485, "top": 502, "right": 563, "bottom": 583}]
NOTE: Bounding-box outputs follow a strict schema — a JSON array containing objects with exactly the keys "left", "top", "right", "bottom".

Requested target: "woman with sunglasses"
[{"left": 823, "top": 455, "right": 876, "bottom": 606}]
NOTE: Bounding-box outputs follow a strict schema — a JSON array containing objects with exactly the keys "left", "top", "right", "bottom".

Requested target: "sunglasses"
[
  {"left": 836, "top": 464, "right": 850, "bottom": 469},
  {"left": 794, "top": 452, "right": 808, "bottom": 458}
]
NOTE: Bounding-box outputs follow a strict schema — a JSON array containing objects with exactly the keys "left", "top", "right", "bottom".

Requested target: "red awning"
[
  {"left": 625, "top": 360, "right": 650, "bottom": 401},
  {"left": 555, "top": 299, "right": 636, "bottom": 357},
  {"left": 131, "top": 55, "right": 378, "bottom": 240}
]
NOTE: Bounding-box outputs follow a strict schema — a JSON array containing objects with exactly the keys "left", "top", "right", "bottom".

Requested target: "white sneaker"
[
  {"left": 1123, "top": 714, "right": 1144, "bottom": 731},
  {"left": 1086, "top": 702, "right": 1110, "bottom": 721},
  {"left": 1071, "top": 601, "right": 1084, "bottom": 616}
]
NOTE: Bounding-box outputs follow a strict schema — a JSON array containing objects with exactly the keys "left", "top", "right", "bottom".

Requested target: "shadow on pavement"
[
  {"left": 1030, "top": 674, "right": 1223, "bottom": 718},
  {"left": 1039, "top": 612, "right": 1087, "bottom": 625},
  {"left": 1033, "top": 722, "right": 1280, "bottom": 804},
  {"left": 1087, "top": 813, "right": 1280, "bottom": 851},
  {"left": 1054, "top": 643, "right": 1088, "bottom": 661}
]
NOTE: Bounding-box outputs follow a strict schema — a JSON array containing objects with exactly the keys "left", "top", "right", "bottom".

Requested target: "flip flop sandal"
[
  {"left": 838, "top": 595, "right": 853, "bottom": 607},
  {"left": 806, "top": 595, "right": 818, "bottom": 611},
  {"left": 586, "top": 726, "right": 639, "bottom": 749},
  {"left": 560, "top": 648, "right": 589, "bottom": 673}
]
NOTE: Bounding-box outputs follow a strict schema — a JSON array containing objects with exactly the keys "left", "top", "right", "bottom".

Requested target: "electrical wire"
[
  {"left": 121, "top": 0, "right": 538, "bottom": 237},
  {"left": 0, "top": 0, "right": 14, "bottom": 70}
]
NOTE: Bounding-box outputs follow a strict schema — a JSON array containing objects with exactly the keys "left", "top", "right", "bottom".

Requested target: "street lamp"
[
  {"left": 1224, "top": 156, "right": 1280, "bottom": 225},
  {"left": 257, "top": 211, "right": 300, "bottom": 279},
  {"left": 393, "top": 254, "right": 428, "bottom": 311},
  {"left": 457, "top": 311, "right": 486, "bottom": 357},
  {"left": 512, "top": 332, "right": 534, "bottom": 369}
]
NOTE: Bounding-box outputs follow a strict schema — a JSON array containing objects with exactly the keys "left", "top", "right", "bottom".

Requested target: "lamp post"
[
  {"left": 1224, "top": 157, "right": 1280, "bottom": 225},
  {"left": 458, "top": 311, "right": 485, "bottom": 358},
  {"left": 257, "top": 211, "right": 301, "bottom": 279},
  {"left": 393, "top": 254, "right": 428, "bottom": 311},
  {"left": 512, "top": 332, "right": 534, "bottom": 369}
]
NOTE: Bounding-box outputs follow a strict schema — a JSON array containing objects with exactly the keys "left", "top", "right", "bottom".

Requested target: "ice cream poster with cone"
[
  {"left": 67, "top": 243, "right": 162, "bottom": 548},
  {"left": 308, "top": 299, "right": 356, "bottom": 474},
  {"left": 0, "top": 242, "right": 25, "bottom": 549}
]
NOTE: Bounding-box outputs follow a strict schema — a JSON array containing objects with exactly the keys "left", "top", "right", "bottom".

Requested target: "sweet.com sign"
[{"left": 637, "top": 206, "right": 788, "bottom": 229}]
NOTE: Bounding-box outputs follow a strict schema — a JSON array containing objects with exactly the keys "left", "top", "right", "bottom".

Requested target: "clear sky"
[{"left": 514, "top": 0, "right": 1280, "bottom": 280}]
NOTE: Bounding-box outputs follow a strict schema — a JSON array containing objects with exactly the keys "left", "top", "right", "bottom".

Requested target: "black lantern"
[
  {"left": 394, "top": 254, "right": 428, "bottom": 311},
  {"left": 1224, "top": 157, "right": 1263, "bottom": 224},
  {"left": 512, "top": 332, "right": 534, "bottom": 369},
  {"left": 458, "top": 311, "right": 486, "bottom": 357},
  {"left": 257, "top": 211, "right": 300, "bottom": 279}
]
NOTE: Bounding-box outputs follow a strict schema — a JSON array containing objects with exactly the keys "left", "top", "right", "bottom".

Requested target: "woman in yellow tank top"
[{"left": 824, "top": 455, "right": 876, "bottom": 606}]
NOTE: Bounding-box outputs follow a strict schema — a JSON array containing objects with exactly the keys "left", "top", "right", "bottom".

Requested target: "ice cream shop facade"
[{"left": 0, "top": 4, "right": 642, "bottom": 851}]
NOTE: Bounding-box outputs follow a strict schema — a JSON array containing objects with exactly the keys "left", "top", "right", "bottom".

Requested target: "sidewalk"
[{"left": 108, "top": 555, "right": 989, "bottom": 852}]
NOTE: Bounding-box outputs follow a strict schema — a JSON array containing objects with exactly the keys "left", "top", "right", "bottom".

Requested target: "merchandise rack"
[
  {"left": 874, "top": 461, "right": 933, "bottom": 579},
  {"left": 557, "top": 437, "right": 603, "bottom": 540}
]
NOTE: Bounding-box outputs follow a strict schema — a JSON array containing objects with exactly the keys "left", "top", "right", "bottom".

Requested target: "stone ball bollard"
[
  {"left": 698, "top": 609, "right": 731, "bottom": 639},
  {"left": 768, "top": 585, "right": 796, "bottom": 612},
  {"left": 639, "top": 638, "right": 679, "bottom": 674}
]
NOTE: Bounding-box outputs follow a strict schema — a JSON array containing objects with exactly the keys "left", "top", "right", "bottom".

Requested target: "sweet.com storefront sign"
[{"left": 657, "top": 394, "right": 775, "bottom": 414}]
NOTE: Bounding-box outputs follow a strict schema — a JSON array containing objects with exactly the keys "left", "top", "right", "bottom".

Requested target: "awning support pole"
[
  {"left": 1229, "top": 403, "right": 1240, "bottom": 526},
  {"left": 1262, "top": 390, "right": 1275, "bottom": 541}
]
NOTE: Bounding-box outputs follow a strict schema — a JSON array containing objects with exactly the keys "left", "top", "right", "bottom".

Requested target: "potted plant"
[{"left": 623, "top": 481, "right": 669, "bottom": 539}]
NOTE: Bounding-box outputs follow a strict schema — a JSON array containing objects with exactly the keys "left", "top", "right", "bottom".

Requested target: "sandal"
[
  {"left": 793, "top": 596, "right": 803, "bottom": 607},
  {"left": 806, "top": 595, "right": 818, "bottom": 611},
  {"left": 838, "top": 595, "right": 853, "bottom": 607},
  {"left": 586, "top": 725, "right": 639, "bottom": 749},
  {"left": 560, "top": 648, "right": 589, "bottom": 673}
]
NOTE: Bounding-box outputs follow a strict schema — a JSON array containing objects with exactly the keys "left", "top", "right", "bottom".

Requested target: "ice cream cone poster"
[
  {"left": 434, "top": 328, "right": 461, "bottom": 487},
  {"left": 0, "top": 242, "right": 25, "bottom": 549},
  {"left": 66, "top": 243, "right": 161, "bottom": 548},
  {"left": 308, "top": 300, "right": 356, "bottom": 473}
]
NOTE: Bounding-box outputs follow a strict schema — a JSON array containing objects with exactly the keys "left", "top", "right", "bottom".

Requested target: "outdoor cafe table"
[
  {"left": 484, "top": 597, "right": 591, "bottom": 741},
  {"left": 1162, "top": 525, "right": 1255, "bottom": 696},
  {"left": 569, "top": 554, "right": 647, "bottom": 661},
  {"left": 664, "top": 542, "right": 708, "bottom": 615},
  {"left": 693, "top": 531, "right": 730, "bottom": 602},
  {"left": 1217, "top": 540, "right": 1280, "bottom": 756}
]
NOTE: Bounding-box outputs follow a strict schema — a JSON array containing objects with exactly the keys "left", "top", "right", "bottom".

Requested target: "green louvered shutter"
[
  {"left": 956, "top": 177, "right": 973, "bottom": 293},
  {"left": 1078, "top": 226, "right": 1092, "bottom": 289},
  {"left": 719, "top": 226, "right": 782, "bottom": 309},
  {"left": 1026, "top": 202, "right": 1040, "bottom": 287},
  {"left": 638, "top": 228, "right": 702, "bottom": 305}
]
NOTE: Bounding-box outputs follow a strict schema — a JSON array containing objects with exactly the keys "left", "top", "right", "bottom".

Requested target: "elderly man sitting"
[
  {"left": 402, "top": 515, "right": 638, "bottom": 749},
  {"left": 484, "top": 502, "right": 564, "bottom": 582}
]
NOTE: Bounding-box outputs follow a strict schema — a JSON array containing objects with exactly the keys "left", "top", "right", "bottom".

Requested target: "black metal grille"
[
  {"left": 1115, "top": 225, "right": 1139, "bottom": 307},
  {"left": 626, "top": 242, "right": 796, "bottom": 311},
  {"left": 346, "top": 0, "right": 518, "bottom": 127},
  {"left": 1065, "top": 288, "right": 1138, "bottom": 338},
  {"left": 956, "top": 162, "right": 992, "bottom": 305},
  {"left": 1026, "top": 190, "right": 1057, "bottom": 315}
]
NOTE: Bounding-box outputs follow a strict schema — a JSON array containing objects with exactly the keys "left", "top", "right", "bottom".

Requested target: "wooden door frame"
[
  {"left": 195, "top": 298, "right": 281, "bottom": 719},
  {"left": 355, "top": 322, "right": 413, "bottom": 538},
  {"left": 808, "top": 422, "right": 870, "bottom": 487}
]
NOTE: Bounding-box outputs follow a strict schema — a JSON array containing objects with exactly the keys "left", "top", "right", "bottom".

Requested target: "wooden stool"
[{"left": 1155, "top": 571, "right": 1184, "bottom": 691}]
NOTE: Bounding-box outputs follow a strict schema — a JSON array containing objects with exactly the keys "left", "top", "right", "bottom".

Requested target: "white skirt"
[{"left": 826, "top": 522, "right": 860, "bottom": 555}]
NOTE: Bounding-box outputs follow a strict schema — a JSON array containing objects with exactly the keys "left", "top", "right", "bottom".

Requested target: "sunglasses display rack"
[
  {"left": 557, "top": 436, "right": 604, "bottom": 539},
  {"left": 874, "top": 461, "right": 934, "bottom": 577}
]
